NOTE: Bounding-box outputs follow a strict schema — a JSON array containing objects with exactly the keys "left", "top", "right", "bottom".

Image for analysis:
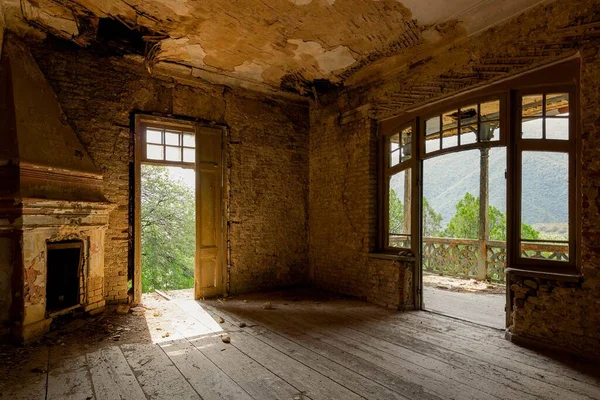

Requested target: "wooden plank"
[
  {"left": 187, "top": 333, "right": 303, "bottom": 400},
  {"left": 199, "top": 302, "right": 410, "bottom": 400},
  {"left": 251, "top": 306, "right": 503, "bottom": 400},
  {"left": 154, "top": 298, "right": 301, "bottom": 400},
  {"left": 0, "top": 346, "right": 48, "bottom": 400},
  {"left": 86, "top": 346, "right": 147, "bottom": 400},
  {"left": 322, "top": 306, "right": 596, "bottom": 400},
  {"left": 208, "top": 304, "right": 443, "bottom": 400},
  {"left": 47, "top": 353, "right": 95, "bottom": 400},
  {"left": 159, "top": 339, "right": 253, "bottom": 400},
  {"left": 121, "top": 344, "right": 200, "bottom": 400}
]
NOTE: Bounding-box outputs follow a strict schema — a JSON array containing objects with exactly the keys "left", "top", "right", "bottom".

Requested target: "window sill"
[
  {"left": 505, "top": 267, "right": 582, "bottom": 283},
  {"left": 368, "top": 253, "right": 417, "bottom": 262}
]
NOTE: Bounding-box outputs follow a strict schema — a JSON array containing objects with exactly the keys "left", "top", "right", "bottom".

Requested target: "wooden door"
[{"left": 195, "top": 126, "right": 224, "bottom": 298}]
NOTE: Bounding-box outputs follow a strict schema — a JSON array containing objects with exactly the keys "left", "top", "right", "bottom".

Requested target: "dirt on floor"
[{"left": 423, "top": 274, "right": 506, "bottom": 294}]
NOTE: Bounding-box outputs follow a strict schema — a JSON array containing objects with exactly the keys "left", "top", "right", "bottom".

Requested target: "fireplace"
[
  {"left": 46, "top": 241, "right": 83, "bottom": 315},
  {"left": 0, "top": 37, "right": 115, "bottom": 342}
]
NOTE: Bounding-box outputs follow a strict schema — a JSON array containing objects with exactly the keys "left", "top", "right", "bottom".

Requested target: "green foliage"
[
  {"left": 423, "top": 198, "right": 443, "bottom": 237},
  {"left": 389, "top": 190, "right": 442, "bottom": 237},
  {"left": 442, "top": 192, "right": 539, "bottom": 240},
  {"left": 388, "top": 189, "right": 404, "bottom": 234},
  {"left": 141, "top": 165, "right": 195, "bottom": 293}
]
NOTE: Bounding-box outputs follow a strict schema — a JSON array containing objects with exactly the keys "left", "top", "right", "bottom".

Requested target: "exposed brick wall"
[
  {"left": 32, "top": 43, "right": 309, "bottom": 301},
  {"left": 309, "top": 102, "right": 413, "bottom": 307},
  {"left": 309, "top": 0, "right": 600, "bottom": 356}
]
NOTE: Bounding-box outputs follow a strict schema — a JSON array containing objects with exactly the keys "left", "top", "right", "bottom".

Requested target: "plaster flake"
[
  {"left": 157, "top": 38, "right": 207, "bottom": 66},
  {"left": 234, "top": 61, "right": 265, "bottom": 82},
  {"left": 315, "top": 45, "right": 356, "bottom": 74}
]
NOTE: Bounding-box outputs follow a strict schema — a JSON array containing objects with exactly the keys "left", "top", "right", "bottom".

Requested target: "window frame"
[
  {"left": 138, "top": 119, "right": 197, "bottom": 168},
  {"left": 510, "top": 85, "right": 578, "bottom": 273},
  {"left": 379, "top": 119, "right": 419, "bottom": 255},
  {"left": 377, "top": 57, "right": 580, "bottom": 276}
]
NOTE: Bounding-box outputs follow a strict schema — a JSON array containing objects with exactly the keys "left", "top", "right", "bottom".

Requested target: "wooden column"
[
  {"left": 403, "top": 170, "right": 411, "bottom": 237},
  {"left": 477, "top": 147, "right": 490, "bottom": 280}
]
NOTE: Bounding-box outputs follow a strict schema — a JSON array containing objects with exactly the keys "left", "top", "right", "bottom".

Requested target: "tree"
[
  {"left": 141, "top": 165, "right": 195, "bottom": 293},
  {"left": 443, "top": 192, "right": 539, "bottom": 240},
  {"left": 389, "top": 190, "right": 442, "bottom": 237},
  {"left": 388, "top": 189, "right": 404, "bottom": 234},
  {"left": 423, "top": 198, "right": 443, "bottom": 237}
]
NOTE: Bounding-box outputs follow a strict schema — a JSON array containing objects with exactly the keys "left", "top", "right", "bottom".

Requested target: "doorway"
[
  {"left": 133, "top": 117, "right": 226, "bottom": 304},
  {"left": 421, "top": 147, "right": 507, "bottom": 329}
]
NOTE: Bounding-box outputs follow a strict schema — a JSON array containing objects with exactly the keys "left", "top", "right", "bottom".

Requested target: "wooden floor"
[
  {"left": 423, "top": 286, "right": 506, "bottom": 329},
  {"left": 2, "top": 289, "right": 600, "bottom": 400}
]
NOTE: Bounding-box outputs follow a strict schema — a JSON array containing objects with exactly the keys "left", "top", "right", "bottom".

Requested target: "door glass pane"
[
  {"left": 389, "top": 168, "right": 411, "bottom": 248},
  {"left": 425, "top": 116, "right": 441, "bottom": 154},
  {"left": 545, "top": 118, "right": 569, "bottom": 140},
  {"left": 522, "top": 117, "right": 543, "bottom": 139},
  {"left": 522, "top": 95, "right": 543, "bottom": 117},
  {"left": 521, "top": 151, "right": 569, "bottom": 262},
  {"left": 442, "top": 111, "right": 458, "bottom": 149},
  {"left": 546, "top": 93, "right": 569, "bottom": 116},
  {"left": 461, "top": 124, "right": 478, "bottom": 145},
  {"left": 480, "top": 100, "right": 500, "bottom": 122},
  {"left": 146, "top": 144, "right": 164, "bottom": 160},
  {"left": 480, "top": 122, "right": 500, "bottom": 142}
]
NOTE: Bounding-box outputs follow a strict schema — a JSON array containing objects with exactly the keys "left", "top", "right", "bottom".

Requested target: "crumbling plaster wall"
[
  {"left": 310, "top": 0, "right": 600, "bottom": 356},
  {"left": 31, "top": 42, "right": 309, "bottom": 301}
]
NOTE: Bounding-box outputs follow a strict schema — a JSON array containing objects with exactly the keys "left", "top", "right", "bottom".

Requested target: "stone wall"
[
  {"left": 32, "top": 42, "right": 309, "bottom": 301},
  {"left": 309, "top": 0, "right": 600, "bottom": 356}
]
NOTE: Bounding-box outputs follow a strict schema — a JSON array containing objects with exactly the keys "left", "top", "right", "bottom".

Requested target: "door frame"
[{"left": 132, "top": 115, "right": 227, "bottom": 304}]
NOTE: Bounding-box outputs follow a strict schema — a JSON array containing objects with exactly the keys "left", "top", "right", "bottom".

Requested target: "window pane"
[
  {"left": 522, "top": 95, "right": 543, "bottom": 117},
  {"left": 459, "top": 104, "right": 478, "bottom": 126},
  {"left": 522, "top": 117, "right": 543, "bottom": 139},
  {"left": 480, "top": 100, "right": 500, "bottom": 122},
  {"left": 183, "top": 148, "right": 195, "bottom": 163},
  {"left": 425, "top": 133, "right": 440, "bottom": 153},
  {"left": 442, "top": 128, "right": 458, "bottom": 149},
  {"left": 183, "top": 133, "right": 195, "bottom": 147},
  {"left": 425, "top": 116, "right": 440, "bottom": 135},
  {"left": 545, "top": 118, "right": 569, "bottom": 140},
  {"left": 166, "top": 146, "right": 182, "bottom": 162},
  {"left": 461, "top": 124, "right": 477, "bottom": 145},
  {"left": 146, "top": 129, "right": 162, "bottom": 144},
  {"left": 546, "top": 93, "right": 569, "bottom": 116},
  {"left": 389, "top": 169, "right": 411, "bottom": 248},
  {"left": 521, "top": 151, "right": 569, "bottom": 261},
  {"left": 390, "top": 133, "right": 400, "bottom": 167},
  {"left": 146, "top": 144, "right": 164, "bottom": 160},
  {"left": 480, "top": 121, "right": 500, "bottom": 142},
  {"left": 400, "top": 127, "right": 412, "bottom": 162},
  {"left": 165, "top": 131, "right": 180, "bottom": 146}
]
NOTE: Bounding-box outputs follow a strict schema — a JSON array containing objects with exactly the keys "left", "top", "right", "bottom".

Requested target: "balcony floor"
[
  {"left": 2, "top": 288, "right": 599, "bottom": 400},
  {"left": 423, "top": 286, "right": 506, "bottom": 329}
]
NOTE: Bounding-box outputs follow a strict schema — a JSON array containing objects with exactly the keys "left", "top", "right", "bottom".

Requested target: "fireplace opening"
[{"left": 46, "top": 240, "right": 83, "bottom": 315}]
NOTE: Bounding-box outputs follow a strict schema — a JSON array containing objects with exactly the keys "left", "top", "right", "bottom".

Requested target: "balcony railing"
[{"left": 391, "top": 236, "right": 569, "bottom": 283}]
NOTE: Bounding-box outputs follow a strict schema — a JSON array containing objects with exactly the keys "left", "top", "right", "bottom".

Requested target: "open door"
[
  {"left": 133, "top": 117, "right": 226, "bottom": 304},
  {"left": 195, "top": 126, "right": 225, "bottom": 299}
]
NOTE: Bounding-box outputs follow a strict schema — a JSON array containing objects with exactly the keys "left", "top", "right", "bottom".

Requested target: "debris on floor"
[
  {"left": 221, "top": 334, "right": 231, "bottom": 343},
  {"left": 116, "top": 305, "right": 130, "bottom": 315},
  {"left": 218, "top": 317, "right": 225, "bottom": 323},
  {"left": 131, "top": 307, "right": 146, "bottom": 316},
  {"left": 262, "top": 302, "right": 274, "bottom": 310},
  {"left": 238, "top": 322, "right": 247, "bottom": 328}
]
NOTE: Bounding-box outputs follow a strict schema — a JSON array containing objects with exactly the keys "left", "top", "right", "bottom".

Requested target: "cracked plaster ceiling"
[{"left": 1, "top": 0, "right": 551, "bottom": 94}]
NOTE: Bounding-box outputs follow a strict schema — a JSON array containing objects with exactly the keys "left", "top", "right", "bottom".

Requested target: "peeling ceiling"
[{"left": 1, "top": 0, "right": 552, "bottom": 95}]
